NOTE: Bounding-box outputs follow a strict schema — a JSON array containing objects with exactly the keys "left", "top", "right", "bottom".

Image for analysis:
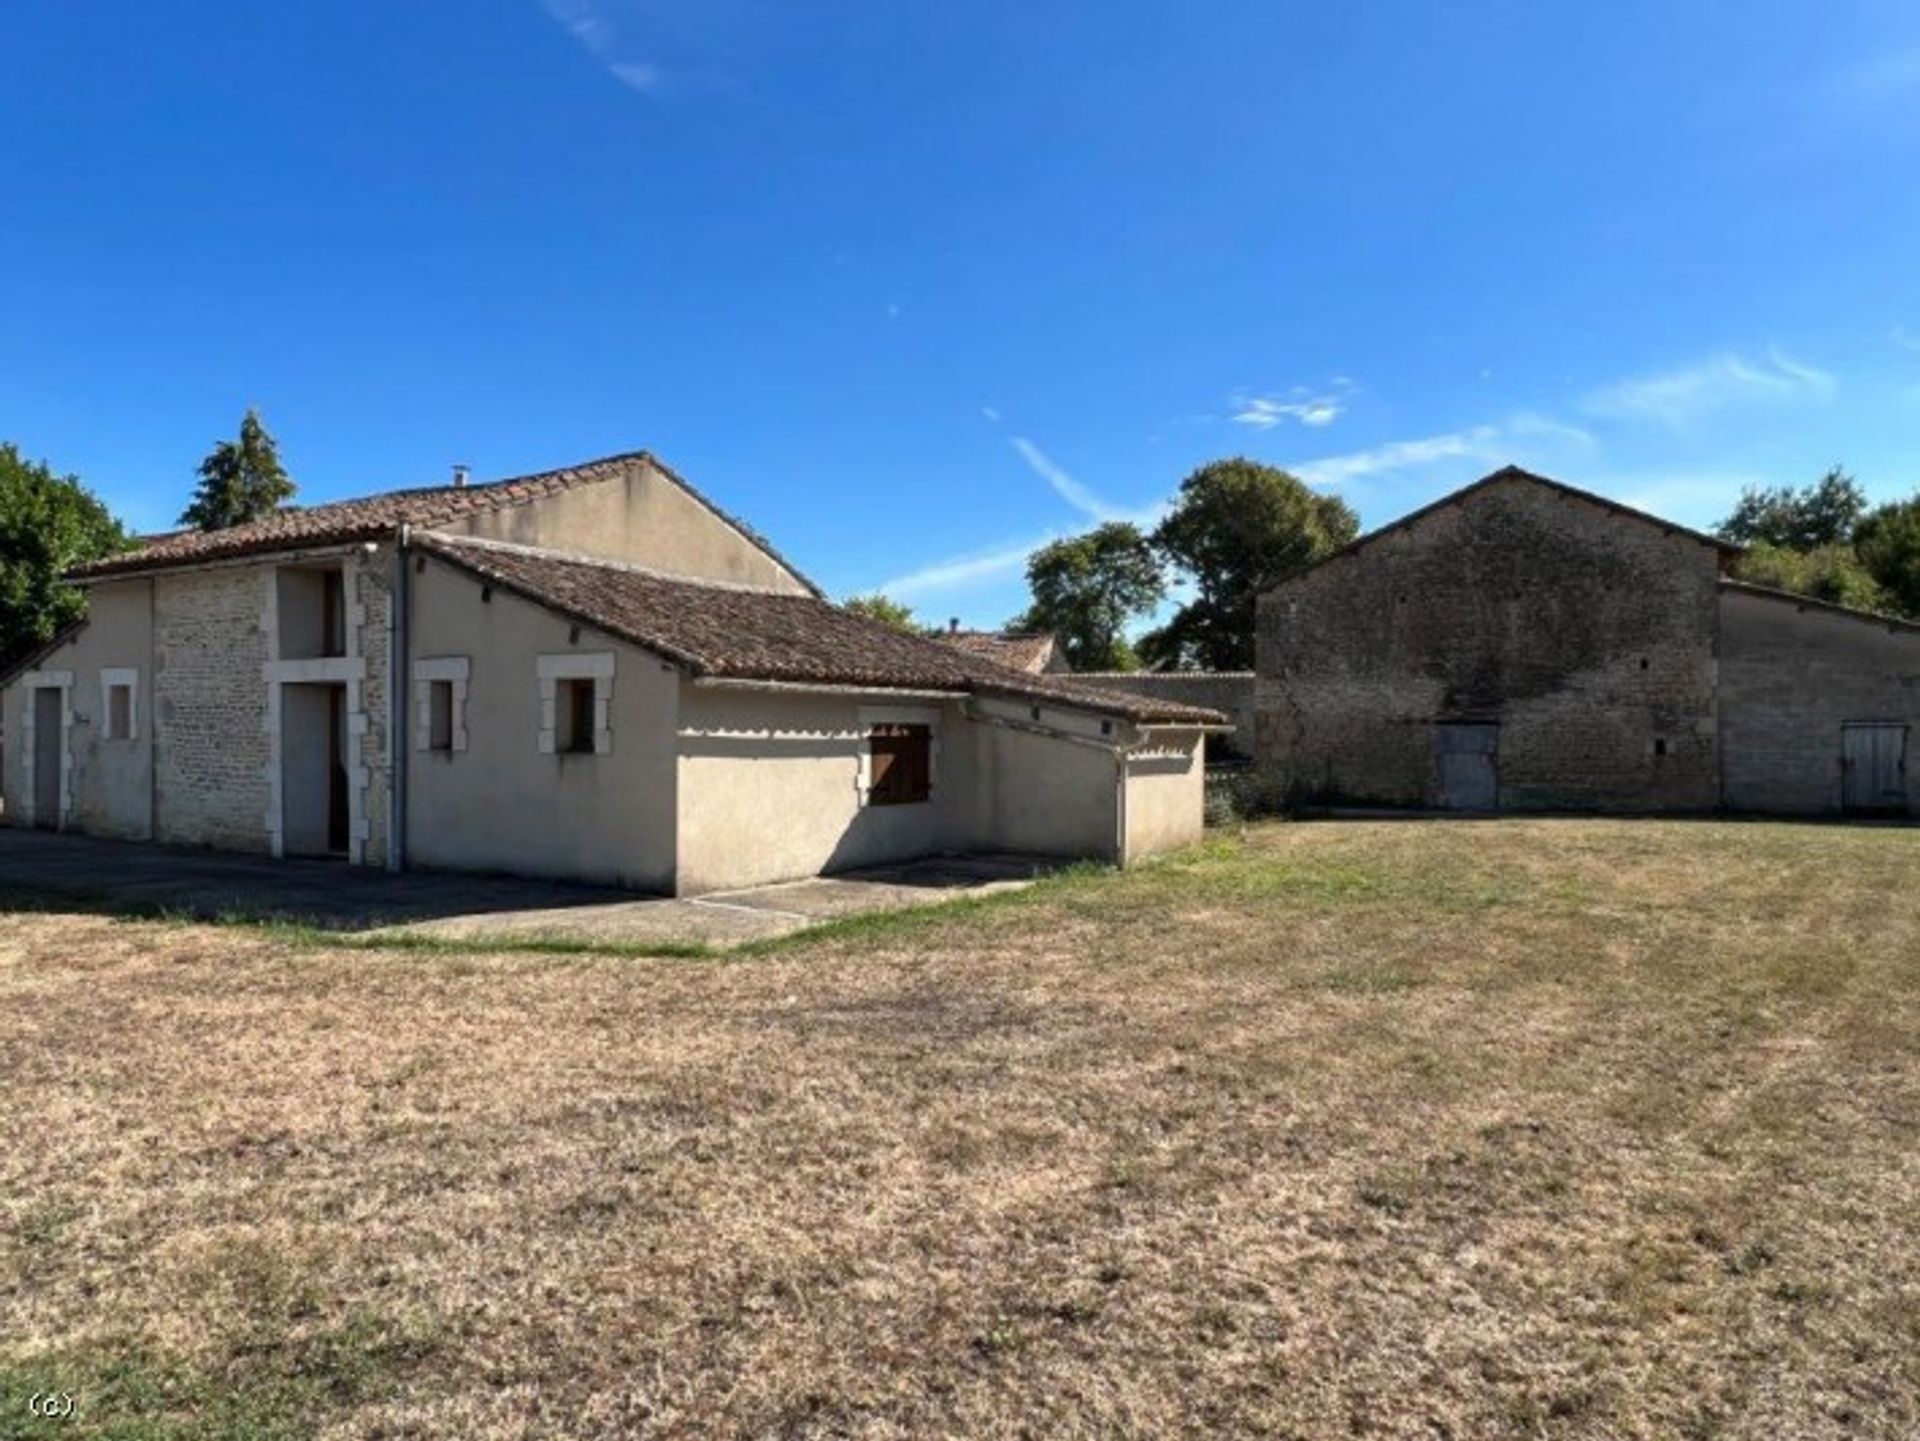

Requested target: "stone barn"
[{"left": 1256, "top": 466, "right": 1920, "bottom": 817}]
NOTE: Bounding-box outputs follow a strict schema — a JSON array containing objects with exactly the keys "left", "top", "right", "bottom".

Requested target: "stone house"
[
  {"left": 1256, "top": 466, "right": 1920, "bottom": 817},
  {"left": 1, "top": 451, "right": 1223, "bottom": 892}
]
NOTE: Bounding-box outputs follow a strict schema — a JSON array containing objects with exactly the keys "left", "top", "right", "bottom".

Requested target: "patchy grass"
[{"left": 2, "top": 818, "right": 1916, "bottom": 1438}]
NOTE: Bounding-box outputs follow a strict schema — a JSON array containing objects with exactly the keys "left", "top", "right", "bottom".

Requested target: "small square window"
[
  {"left": 557, "top": 677, "right": 597, "bottom": 755},
  {"left": 105, "top": 683, "right": 134, "bottom": 741},
  {"left": 427, "top": 680, "right": 454, "bottom": 751}
]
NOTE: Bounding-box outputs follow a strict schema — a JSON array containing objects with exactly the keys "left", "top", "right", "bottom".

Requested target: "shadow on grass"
[{"left": 0, "top": 856, "right": 1128, "bottom": 964}]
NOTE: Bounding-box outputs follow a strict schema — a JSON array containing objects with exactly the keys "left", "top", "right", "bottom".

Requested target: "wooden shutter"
[{"left": 869, "top": 724, "right": 931, "bottom": 805}]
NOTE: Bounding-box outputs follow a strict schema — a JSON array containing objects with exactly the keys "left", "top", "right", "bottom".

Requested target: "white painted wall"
[
  {"left": 674, "top": 686, "right": 981, "bottom": 894},
  {"left": 404, "top": 553, "right": 681, "bottom": 890}
]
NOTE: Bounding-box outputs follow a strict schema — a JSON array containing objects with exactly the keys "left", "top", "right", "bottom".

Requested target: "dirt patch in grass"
[{"left": 1, "top": 819, "right": 1916, "bottom": 1438}]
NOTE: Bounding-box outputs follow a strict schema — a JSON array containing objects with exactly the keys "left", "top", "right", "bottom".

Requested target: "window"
[
  {"left": 412, "top": 656, "right": 470, "bottom": 754},
  {"left": 101, "top": 668, "right": 137, "bottom": 741},
  {"left": 868, "top": 723, "right": 931, "bottom": 805},
  {"left": 427, "top": 681, "right": 454, "bottom": 751},
  {"left": 537, "top": 652, "right": 613, "bottom": 755},
  {"left": 321, "top": 569, "right": 346, "bottom": 658},
  {"left": 557, "top": 677, "right": 598, "bottom": 755}
]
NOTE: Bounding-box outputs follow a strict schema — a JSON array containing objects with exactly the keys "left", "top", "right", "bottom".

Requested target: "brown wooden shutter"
[{"left": 869, "top": 724, "right": 930, "bottom": 805}]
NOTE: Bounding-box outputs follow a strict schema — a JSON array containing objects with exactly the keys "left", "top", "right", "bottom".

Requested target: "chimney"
[
  {"left": 452, "top": 463, "right": 470, "bottom": 489},
  {"left": 949, "top": 617, "right": 960, "bottom": 633}
]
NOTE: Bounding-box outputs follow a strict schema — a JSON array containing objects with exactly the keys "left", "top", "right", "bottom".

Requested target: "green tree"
[
  {"left": 1141, "top": 457, "right": 1358, "bottom": 670},
  {"left": 842, "top": 593, "right": 921, "bottom": 633},
  {"left": 0, "top": 444, "right": 130, "bottom": 672},
  {"left": 1729, "top": 541, "right": 1893, "bottom": 614},
  {"left": 1853, "top": 495, "right": 1920, "bottom": 618},
  {"left": 180, "top": 408, "right": 296, "bottom": 530},
  {"left": 1717, "top": 466, "right": 1867, "bottom": 549},
  {"left": 1009, "top": 522, "right": 1164, "bottom": 672}
]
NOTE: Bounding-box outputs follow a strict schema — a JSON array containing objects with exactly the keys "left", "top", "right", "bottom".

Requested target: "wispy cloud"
[
  {"left": 1010, "top": 437, "right": 1131, "bottom": 522},
  {"left": 879, "top": 535, "right": 1047, "bottom": 599},
  {"left": 1230, "top": 380, "right": 1352, "bottom": 431},
  {"left": 537, "top": 0, "right": 663, "bottom": 93},
  {"left": 1290, "top": 413, "right": 1594, "bottom": 489},
  {"left": 1894, "top": 325, "right": 1920, "bottom": 355},
  {"left": 980, "top": 406, "right": 1003, "bottom": 423},
  {"left": 1580, "top": 349, "right": 1835, "bottom": 426}
]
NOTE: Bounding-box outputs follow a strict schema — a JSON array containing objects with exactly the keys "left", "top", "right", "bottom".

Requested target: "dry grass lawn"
[{"left": 2, "top": 818, "right": 1916, "bottom": 1439}]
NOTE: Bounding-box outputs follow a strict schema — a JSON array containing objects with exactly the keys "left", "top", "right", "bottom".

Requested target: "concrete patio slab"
[{"left": 0, "top": 825, "right": 1063, "bottom": 949}]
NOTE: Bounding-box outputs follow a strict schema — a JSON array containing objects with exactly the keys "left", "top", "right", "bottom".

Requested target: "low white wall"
[{"left": 1122, "top": 730, "right": 1207, "bottom": 861}]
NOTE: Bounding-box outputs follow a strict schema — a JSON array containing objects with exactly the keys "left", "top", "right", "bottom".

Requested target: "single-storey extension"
[
  {"left": 2, "top": 451, "right": 1224, "bottom": 892},
  {"left": 1256, "top": 466, "right": 1919, "bottom": 817}
]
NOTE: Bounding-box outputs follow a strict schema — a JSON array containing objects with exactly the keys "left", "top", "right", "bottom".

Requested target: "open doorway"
[
  {"left": 32, "top": 686, "right": 64, "bottom": 830},
  {"left": 281, "top": 682, "right": 350, "bottom": 857}
]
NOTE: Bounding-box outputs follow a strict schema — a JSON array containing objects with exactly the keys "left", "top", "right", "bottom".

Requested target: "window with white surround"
[
  {"left": 412, "top": 656, "right": 471, "bottom": 754},
  {"left": 537, "top": 652, "right": 614, "bottom": 756},
  {"left": 101, "top": 668, "right": 138, "bottom": 741}
]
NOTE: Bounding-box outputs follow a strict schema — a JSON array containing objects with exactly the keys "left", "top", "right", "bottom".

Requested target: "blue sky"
[{"left": 3, "top": 2, "right": 1918, "bottom": 627}]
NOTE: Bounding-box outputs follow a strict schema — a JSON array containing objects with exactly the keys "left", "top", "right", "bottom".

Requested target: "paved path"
[{"left": 0, "top": 825, "right": 1056, "bottom": 948}]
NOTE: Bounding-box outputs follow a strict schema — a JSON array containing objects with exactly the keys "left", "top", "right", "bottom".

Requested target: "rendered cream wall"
[
  {"left": 404, "top": 554, "right": 680, "bottom": 889},
  {"left": 442, "top": 461, "right": 813, "bottom": 595},
  {"left": 970, "top": 706, "right": 1122, "bottom": 861},
  {"left": 1, "top": 579, "right": 154, "bottom": 838},
  {"left": 674, "top": 687, "right": 980, "bottom": 894},
  {"left": 1121, "top": 731, "right": 1207, "bottom": 861}
]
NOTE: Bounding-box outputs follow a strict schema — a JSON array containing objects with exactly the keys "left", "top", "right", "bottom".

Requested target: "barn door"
[
  {"left": 1842, "top": 723, "right": 1908, "bottom": 815},
  {"left": 1435, "top": 723, "right": 1499, "bottom": 811}
]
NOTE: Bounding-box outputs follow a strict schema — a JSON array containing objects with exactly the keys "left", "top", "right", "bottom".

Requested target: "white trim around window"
[
  {"left": 412, "top": 656, "right": 471, "bottom": 754},
  {"left": 100, "top": 667, "right": 140, "bottom": 741},
  {"left": 536, "top": 652, "right": 615, "bottom": 755}
]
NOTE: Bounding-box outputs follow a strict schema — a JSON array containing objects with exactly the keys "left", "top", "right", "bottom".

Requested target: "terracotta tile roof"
[
  {"left": 419, "top": 536, "right": 1226, "bottom": 725},
  {"left": 69, "top": 450, "right": 822, "bottom": 595},
  {"left": 935, "top": 630, "right": 1060, "bottom": 673}
]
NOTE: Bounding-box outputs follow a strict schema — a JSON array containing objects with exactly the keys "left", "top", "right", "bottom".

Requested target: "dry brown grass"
[{"left": 2, "top": 818, "right": 1916, "bottom": 1439}]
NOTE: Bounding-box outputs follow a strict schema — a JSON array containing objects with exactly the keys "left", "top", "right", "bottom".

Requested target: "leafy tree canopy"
[
  {"left": 0, "top": 444, "right": 130, "bottom": 673},
  {"left": 1853, "top": 496, "right": 1920, "bottom": 619},
  {"left": 180, "top": 408, "right": 296, "bottom": 531},
  {"left": 1009, "top": 522, "right": 1165, "bottom": 672},
  {"left": 842, "top": 593, "right": 922, "bottom": 633},
  {"left": 1141, "top": 458, "right": 1357, "bottom": 671},
  {"left": 1728, "top": 541, "right": 1892, "bottom": 615},
  {"left": 1717, "top": 467, "right": 1868, "bottom": 550}
]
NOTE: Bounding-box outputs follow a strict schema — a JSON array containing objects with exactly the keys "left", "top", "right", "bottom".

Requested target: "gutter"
[{"left": 691, "top": 677, "right": 970, "bottom": 701}]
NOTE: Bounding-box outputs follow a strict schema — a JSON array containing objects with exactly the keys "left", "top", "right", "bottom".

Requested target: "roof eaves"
[
  {"left": 410, "top": 533, "right": 710, "bottom": 674},
  {"left": 0, "top": 619, "right": 88, "bottom": 689}
]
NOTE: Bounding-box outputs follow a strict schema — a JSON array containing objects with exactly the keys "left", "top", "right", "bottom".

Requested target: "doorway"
[
  {"left": 281, "top": 682, "right": 350, "bottom": 856},
  {"left": 32, "top": 686, "right": 63, "bottom": 829},
  {"left": 1435, "top": 722, "right": 1499, "bottom": 811},
  {"left": 1842, "top": 723, "right": 1908, "bottom": 816}
]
